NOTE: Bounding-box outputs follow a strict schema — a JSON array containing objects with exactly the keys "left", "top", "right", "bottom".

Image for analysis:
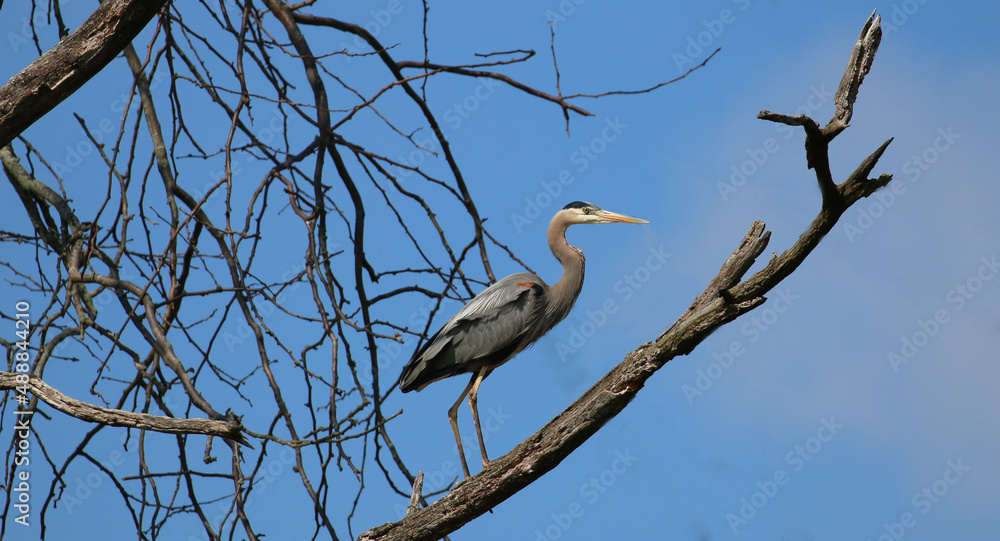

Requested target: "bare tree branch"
[
  {"left": 0, "top": 2, "right": 893, "bottom": 539},
  {"left": 359, "top": 14, "right": 893, "bottom": 541},
  {"left": 0, "top": 372, "right": 245, "bottom": 443},
  {"left": 0, "top": 0, "right": 169, "bottom": 147}
]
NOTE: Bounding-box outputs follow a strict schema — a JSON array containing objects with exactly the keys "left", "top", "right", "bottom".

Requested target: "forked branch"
[{"left": 361, "top": 12, "right": 895, "bottom": 541}]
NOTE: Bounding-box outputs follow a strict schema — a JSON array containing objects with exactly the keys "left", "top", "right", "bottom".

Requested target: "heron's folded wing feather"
[{"left": 399, "top": 273, "right": 546, "bottom": 390}]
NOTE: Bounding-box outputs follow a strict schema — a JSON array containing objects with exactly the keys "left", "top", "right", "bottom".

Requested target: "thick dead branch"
[
  {"left": 0, "top": 372, "right": 246, "bottom": 444},
  {"left": 0, "top": 0, "right": 168, "bottom": 147},
  {"left": 360, "top": 13, "right": 894, "bottom": 541}
]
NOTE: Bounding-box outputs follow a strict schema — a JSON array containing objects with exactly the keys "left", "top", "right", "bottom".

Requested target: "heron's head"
[{"left": 557, "top": 201, "right": 649, "bottom": 226}]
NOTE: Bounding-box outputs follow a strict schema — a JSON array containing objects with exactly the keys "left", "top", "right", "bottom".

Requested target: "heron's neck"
[{"left": 547, "top": 219, "right": 585, "bottom": 317}]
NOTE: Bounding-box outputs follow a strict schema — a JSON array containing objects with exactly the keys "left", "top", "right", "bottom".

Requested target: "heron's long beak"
[{"left": 595, "top": 209, "right": 649, "bottom": 224}]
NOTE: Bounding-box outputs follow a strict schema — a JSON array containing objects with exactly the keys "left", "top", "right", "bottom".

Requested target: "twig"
[{"left": 567, "top": 47, "right": 721, "bottom": 99}]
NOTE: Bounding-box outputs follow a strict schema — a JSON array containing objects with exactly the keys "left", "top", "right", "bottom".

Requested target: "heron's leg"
[
  {"left": 448, "top": 375, "right": 477, "bottom": 479},
  {"left": 468, "top": 367, "right": 493, "bottom": 468}
]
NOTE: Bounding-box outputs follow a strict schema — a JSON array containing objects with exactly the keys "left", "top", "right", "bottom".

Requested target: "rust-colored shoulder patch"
[{"left": 517, "top": 281, "right": 536, "bottom": 288}]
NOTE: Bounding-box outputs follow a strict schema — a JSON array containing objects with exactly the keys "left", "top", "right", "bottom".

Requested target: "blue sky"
[{"left": 2, "top": 1, "right": 998, "bottom": 540}]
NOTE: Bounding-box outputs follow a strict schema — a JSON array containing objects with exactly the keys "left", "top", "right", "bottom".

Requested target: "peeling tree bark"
[
  {"left": 359, "top": 11, "right": 892, "bottom": 541},
  {"left": 0, "top": 0, "right": 168, "bottom": 148}
]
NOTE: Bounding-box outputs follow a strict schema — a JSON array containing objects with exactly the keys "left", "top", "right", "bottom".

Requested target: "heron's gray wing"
[{"left": 399, "top": 273, "right": 546, "bottom": 391}]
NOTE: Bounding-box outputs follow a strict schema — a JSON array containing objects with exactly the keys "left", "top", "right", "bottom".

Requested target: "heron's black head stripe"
[{"left": 563, "top": 201, "right": 594, "bottom": 210}]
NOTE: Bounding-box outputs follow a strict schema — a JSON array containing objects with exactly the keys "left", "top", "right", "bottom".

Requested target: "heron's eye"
[{"left": 582, "top": 208, "right": 591, "bottom": 215}]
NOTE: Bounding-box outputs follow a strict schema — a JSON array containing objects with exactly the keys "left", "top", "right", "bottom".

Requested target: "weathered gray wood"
[
  {"left": 829, "top": 10, "right": 883, "bottom": 134},
  {"left": 0, "top": 372, "right": 245, "bottom": 443},
  {"left": 0, "top": 0, "right": 168, "bottom": 148}
]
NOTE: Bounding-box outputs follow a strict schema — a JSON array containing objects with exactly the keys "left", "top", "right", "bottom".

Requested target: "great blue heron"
[{"left": 399, "top": 201, "right": 648, "bottom": 479}]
